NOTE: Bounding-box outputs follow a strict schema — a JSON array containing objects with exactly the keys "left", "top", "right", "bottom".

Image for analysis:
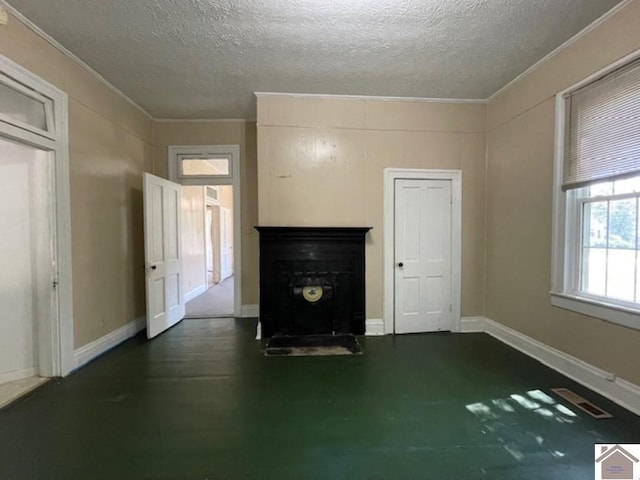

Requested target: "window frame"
[
  {"left": 176, "top": 154, "right": 232, "bottom": 181},
  {"left": 551, "top": 49, "right": 640, "bottom": 331},
  {"left": 168, "top": 145, "right": 236, "bottom": 185},
  {"left": 0, "top": 71, "right": 55, "bottom": 141}
]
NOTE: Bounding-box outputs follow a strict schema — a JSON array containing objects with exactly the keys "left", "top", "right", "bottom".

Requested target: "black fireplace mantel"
[{"left": 255, "top": 226, "right": 372, "bottom": 338}]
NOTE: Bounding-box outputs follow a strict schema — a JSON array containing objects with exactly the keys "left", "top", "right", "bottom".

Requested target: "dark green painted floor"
[{"left": 1, "top": 318, "right": 639, "bottom": 479}]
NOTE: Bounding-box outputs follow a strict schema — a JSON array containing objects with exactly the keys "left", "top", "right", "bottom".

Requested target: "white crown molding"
[
  {"left": 154, "top": 118, "right": 253, "bottom": 123},
  {"left": 487, "top": 0, "right": 636, "bottom": 102},
  {"left": 1, "top": 0, "right": 153, "bottom": 120},
  {"left": 4, "top": 0, "right": 632, "bottom": 122},
  {"left": 254, "top": 91, "right": 487, "bottom": 105}
]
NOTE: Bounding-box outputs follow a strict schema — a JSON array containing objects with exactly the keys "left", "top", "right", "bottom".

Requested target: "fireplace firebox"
[{"left": 255, "top": 227, "right": 371, "bottom": 338}]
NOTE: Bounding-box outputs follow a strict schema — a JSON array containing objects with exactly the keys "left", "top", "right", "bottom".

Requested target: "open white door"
[
  {"left": 394, "top": 179, "right": 452, "bottom": 333},
  {"left": 220, "top": 206, "right": 233, "bottom": 280},
  {"left": 143, "top": 173, "right": 185, "bottom": 339}
]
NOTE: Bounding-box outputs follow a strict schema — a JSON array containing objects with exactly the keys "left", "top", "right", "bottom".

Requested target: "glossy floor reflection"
[{"left": 1, "top": 318, "right": 638, "bottom": 479}]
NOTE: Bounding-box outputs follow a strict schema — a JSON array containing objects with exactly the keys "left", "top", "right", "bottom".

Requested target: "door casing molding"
[
  {"left": 0, "top": 53, "right": 74, "bottom": 376},
  {"left": 383, "top": 168, "right": 462, "bottom": 335},
  {"left": 168, "top": 145, "right": 242, "bottom": 318}
]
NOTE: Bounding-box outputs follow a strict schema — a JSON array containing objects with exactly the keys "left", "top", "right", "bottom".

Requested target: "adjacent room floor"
[
  {"left": 185, "top": 275, "right": 234, "bottom": 317},
  {"left": 1, "top": 318, "right": 638, "bottom": 479}
]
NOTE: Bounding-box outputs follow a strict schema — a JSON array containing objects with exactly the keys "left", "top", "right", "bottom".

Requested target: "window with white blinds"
[
  {"left": 552, "top": 54, "right": 640, "bottom": 330},
  {"left": 564, "top": 58, "right": 640, "bottom": 191}
]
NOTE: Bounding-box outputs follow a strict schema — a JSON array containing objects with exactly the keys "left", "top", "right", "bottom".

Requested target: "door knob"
[
  {"left": 151, "top": 265, "right": 157, "bottom": 270},
  {"left": 398, "top": 262, "right": 404, "bottom": 267}
]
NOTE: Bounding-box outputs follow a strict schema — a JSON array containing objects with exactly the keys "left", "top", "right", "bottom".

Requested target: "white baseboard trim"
[
  {"left": 73, "top": 316, "right": 146, "bottom": 370},
  {"left": 365, "top": 319, "right": 385, "bottom": 336},
  {"left": 459, "top": 316, "right": 486, "bottom": 333},
  {"left": 241, "top": 304, "right": 259, "bottom": 318},
  {"left": 255, "top": 322, "right": 262, "bottom": 340},
  {"left": 483, "top": 317, "right": 640, "bottom": 416},
  {"left": 185, "top": 284, "right": 207, "bottom": 303},
  {"left": 0, "top": 367, "right": 36, "bottom": 385}
]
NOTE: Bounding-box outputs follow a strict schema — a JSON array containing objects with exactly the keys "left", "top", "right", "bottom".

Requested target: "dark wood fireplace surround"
[{"left": 255, "top": 227, "right": 371, "bottom": 338}]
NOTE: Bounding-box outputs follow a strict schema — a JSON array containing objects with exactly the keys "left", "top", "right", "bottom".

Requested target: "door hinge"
[{"left": 449, "top": 304, "right": 452, "bottom": 312}]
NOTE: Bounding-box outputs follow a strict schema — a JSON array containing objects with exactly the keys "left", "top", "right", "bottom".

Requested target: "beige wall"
[
  {"left": 0, "top": 11, "right": 153, "bottom": 349},
  {"left": 152, "top": 121, "right": 258, "bottom": 305},
  {"left": 486, "top": 0, "right": 640, "bottom": 384},
  {"left": 257, "top": 96, "right": 487, "bottom": 320}
]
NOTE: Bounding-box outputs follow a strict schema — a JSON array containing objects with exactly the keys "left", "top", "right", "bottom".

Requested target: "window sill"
[{"left": 550, "top": 292, "right": 640, "bottom": 331}]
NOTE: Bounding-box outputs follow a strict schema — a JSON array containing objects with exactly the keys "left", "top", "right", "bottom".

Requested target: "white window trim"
[
  {"left": 168, "top": 145, "right": 242, "bottom": 318},
  {"left": 0, "top": 54, "right": 74, "bottom": 376},
  {"left": 551, "top": 48, "right": 640, "bottom": 331},
  {"left": 383, "top": 168, "right": 462, "bottom": 335}
]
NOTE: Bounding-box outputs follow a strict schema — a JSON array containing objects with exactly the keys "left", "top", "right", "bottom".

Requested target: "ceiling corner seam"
[
  {"left": 0, "top": 0, "right": 154, "bottom": 121},
  {"left": 485, "top": 0, "right": 635, "bottom": 103}
]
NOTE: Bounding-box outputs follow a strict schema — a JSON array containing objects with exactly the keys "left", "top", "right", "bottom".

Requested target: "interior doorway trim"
[
  {"left": 168, "top": 145, "right": 242, "bottom": 318},
  {"left": 0, "top": 54, "right": 74, "bottom": 377},
  {"left": 383, "top": 168, "right": 462, "bottom": 335}
]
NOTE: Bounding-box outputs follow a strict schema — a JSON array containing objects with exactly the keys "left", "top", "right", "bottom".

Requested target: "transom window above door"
[
  {"left": 178, "top": 155, "right": 231, "bottom": 179},
  {"left": 0, "top": 72, "right": 55, "bottom": 142},
  {"left": 168, "top": 145, "right": 239, "bottom": 186}
]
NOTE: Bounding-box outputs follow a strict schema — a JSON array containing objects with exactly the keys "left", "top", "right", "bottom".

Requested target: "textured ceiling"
[{"left": 6, "top": 0, "right": 624, "bottom": 119}]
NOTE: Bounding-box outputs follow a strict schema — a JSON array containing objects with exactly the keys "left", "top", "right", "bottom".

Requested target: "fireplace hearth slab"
[{"left": 265, "top": 334, "right": 362, "bottom": 356}]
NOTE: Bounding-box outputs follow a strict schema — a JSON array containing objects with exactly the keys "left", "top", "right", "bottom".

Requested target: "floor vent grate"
[{"left": 552, "top": 388, "right": 613, "bottom": 419}]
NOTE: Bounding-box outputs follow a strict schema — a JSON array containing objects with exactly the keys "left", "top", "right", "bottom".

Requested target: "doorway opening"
[
  {"left": 168, "top": 145, "right": 241, "bottom": 319},
  {"left": 183, "top": 185, "right": 235, "bottom": 318},
  {"left": 0, "top": 137, "right": 52, "bottom": 405},
  {"left": 0, "top": 54, "right": 73, "bottom": 404}
]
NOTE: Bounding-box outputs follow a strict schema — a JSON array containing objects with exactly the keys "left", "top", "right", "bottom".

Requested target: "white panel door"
[
  {"left": 220, "top": 207, "right": 233, "bottom": 280},
  {"left": 143, "top": 173, "right": 185, "bottom": 339},
  {"left": 394, "top": 179, "right": 452, "bottom": 333},
  {"left": 0, "top": 138, "right": 51, "bottom": 383}
]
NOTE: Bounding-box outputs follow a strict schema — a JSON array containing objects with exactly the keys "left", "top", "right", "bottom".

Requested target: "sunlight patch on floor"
[{"left": 465, "top": 389, "right": 579, "bottom": 463}]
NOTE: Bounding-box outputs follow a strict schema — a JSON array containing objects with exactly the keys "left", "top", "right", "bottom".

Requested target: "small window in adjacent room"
[{"left": 552, "top": 55, "right": 640, "bottom": 330}]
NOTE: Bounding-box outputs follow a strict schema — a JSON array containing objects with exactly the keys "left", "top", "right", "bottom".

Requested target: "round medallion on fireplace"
[{"left": 302, "top": 286, "right": 323, "bottom": 303}]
